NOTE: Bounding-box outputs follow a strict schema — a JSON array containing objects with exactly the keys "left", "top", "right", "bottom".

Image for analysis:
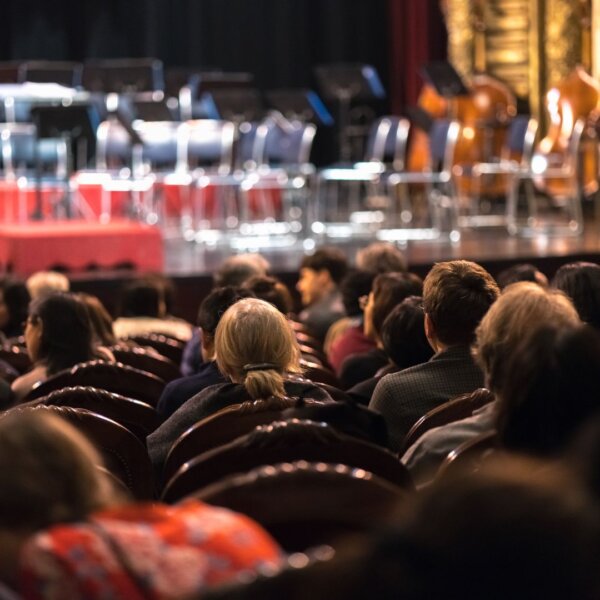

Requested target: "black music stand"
[
  {"left": 406, "top": 105, "right": 435, "bottom": 133},
  {"left": 200, "top": 89, "right": 264, "bottom": 123},
  {"left": 314, "top": 63, "right": 386, "bottom": 161},
  {"left": 421, "top": 61, "right": 469, "bottom": 99},
  {"left": 266, "top": 89, "right": 333, "bottom": 126},
  {"left": 82, "top": 59, "right": 164, "bottom": 94},
  {"left": 30, "top": 102, "right": 100, "bottom": 219}
]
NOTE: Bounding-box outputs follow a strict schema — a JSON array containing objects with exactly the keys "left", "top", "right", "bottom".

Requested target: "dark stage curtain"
[{"left": 387, "top": 0, "right": 447, "bottom": 113}]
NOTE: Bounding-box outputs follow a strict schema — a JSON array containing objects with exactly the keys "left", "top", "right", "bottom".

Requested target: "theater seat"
[
  {"left": 110, "top": 346, "right": 181, "bottom": 382},
  {"left": 162, "top": 418, "right": 413, "bottom": 503},
  {"left": 124, "top": 333, "right": 186, "bottom": 364},
  {"left": 23, "top": 360, "right": 165, "bottom": 407},
  {"left": 437, "top": 431, "right": 499, "bottom": 478}
]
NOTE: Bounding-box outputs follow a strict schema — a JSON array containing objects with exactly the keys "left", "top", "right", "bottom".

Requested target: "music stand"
[
  {"left": 266, "top": 89, "right": 333, "bottom": 126},
  {"left": 406, "top": 105, "right": 435, "bottom": 133},
  {"left": 82, "top": 58, "right": 164, "bottom": 94},
  {"left": 421, "top": 61, "right": 469, "bottom": 99},
  {"left": 314, "top": 63, "right": 386, "bottom": 160},
  {"left": 30, "top": 101, "right": 101, "bottom": 218},
  {"left": 200, "top": 89, "right": 264, "bottom": 123},
  {"left": 132, "top": 98, "right": 176, "bottom": 121}
]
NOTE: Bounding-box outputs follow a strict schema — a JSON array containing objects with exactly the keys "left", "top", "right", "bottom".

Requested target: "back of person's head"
[
  {"left": 381, "top": 296, "right": 433, "bottom": 369},
  {"left": 140, "top": 273, "right": 177, "bottom": 315},
  {"left": 0, "top": 277, "right": 30, "bottom": 337},
  {"left": 77, "top": 293, "right": 116, "bottom": 346},
  {"left": 381, "top": 458, "right": 600, "bottom": 600},
  {"left": 215, "top": 298, "right": 301, "bottom": 400},
  {"left": 496, "top": 324, "right": 600, "bottom": 457},
  {"left": 355, "top": 242, "right": 407, "bottom": 274},
  {"left": 30, "top": 292, "right": 94, "bottom": 375},
  {"left": 25, "top": 270, "right": 70, "bottom": 300},
  {"left": 196, "top": 286, "right": 255, "bottom": 338},
  {"left": 496, "top": 263, "right": 548, "bottom": 289},
  {"left": 119, "top": 279, "right": 164, "bottom": 318},
  {"left": 300, "top": 247, "right": 348, "bottom": 285},
  {"left": 370, "top": 272, "right": 423, "bottom": 341},
  {"left": 552, "top": 262, "right": 600, "bottom": 329},
  {"left": 242, "top": 275, "right": 293, "bottom": 315},
  {"left": 339, "top": 269, "right": 375, "bottom": 317},
  {"left": 0, "top": 410, "right": 115, "bottom": 532},
  {"left": 214, "top": 254, "right": 270, "bottom": 288},
  {"left": 474, "top": 282, "right": 579, "bottom": 393},
  {"left": 423, "top": 260, "right": 500, "bottom": 346}
]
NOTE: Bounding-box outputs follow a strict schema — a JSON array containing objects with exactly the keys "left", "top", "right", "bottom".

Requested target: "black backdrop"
[{"left": 2, "top": 0, "right": 390, "bottom": 93}]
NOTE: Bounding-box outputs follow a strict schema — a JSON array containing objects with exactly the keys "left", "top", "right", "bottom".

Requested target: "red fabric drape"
[{"left": 388, "top": 0, "right": 447, "bottom": 113}]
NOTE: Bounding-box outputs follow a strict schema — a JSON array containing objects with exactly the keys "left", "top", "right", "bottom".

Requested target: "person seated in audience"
[
  {"left": 339, "top": 272, "right": 423, "bottom": 389},
  {"left": 156, "top": 287, "right": 253, "bottom": 421},
  {"left": 296, "top": 247, "right": 348, "bottom": 343},
  {"left": 325, "top": 269, "right": 376, "bottom": 374},
  {"left": 347, "top": 296, "right": 434, "bottom": 406},
  {"left": 495, "top": 262, "right": 548, "bottom": 289},
  {"left": 113, "top": 279, "right": 193, "bottom": 341},
  {"left": 402, "top": 282, "right": 580, "bottom": 484},
  {"left": 11, "top": 293, "right": 96, "bottom": 402},
  {"left": 370, "top": 260, "right": 499, "bottom": 452},
  {"left": 552, "top": 261, "right": 600, "bottom": 329},
  {"left": 148, "top": 298, "right": 332, "bottom": 474},
  {"left": 0, "top": 410, "right": 281, "bottom": 598},
  {"left": 25, "top": 270, "right": 70, "bottom": 300},
  {"left": 355, "top": 241, "right": 407, "bottom": 274},
  {"left": 242, "top": 275, "right": 294, "bottom": 315},
  {"left": 0, "top": 278, "right": 30, "bottom": 340},
  {"left": 180, "top": 254, "right": 271, "bottom": 377}
]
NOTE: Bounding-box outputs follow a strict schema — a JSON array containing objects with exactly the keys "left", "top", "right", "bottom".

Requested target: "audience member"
[
  {"left": 348, "top": 296, "right": 433, "bottom": 405},
  {"left": 495, "top": 262, "right": 548, "bottom": 289},
  {"left": 552, "top": 261, "right": 600, "bottom": 329},
  {"left": 213, "top": 254, "right": 270, "bottom": 288},
  {"left": 25, "top": 270, "right": 69, "bottom": 300},
  {"left": 339, "top": 272, "right": 423, "bottom": 389},
  {"left": 156, "top": 287, "right": 252, "bottom": 421},
  {"left": 11, "top": 293, "right": 95, "bottom": 401},
  {"left": 148, "top": 298, "right": 332, "bottom": 474},
  {"left": 296, "top": 247, "right": 348, "bottom": 342},
  {"left": 77, "top": 292, "right": 117, "bottom": 347},
  {"left": 113, "top": 279, "right": 193, "bottom": 341},
  {"left": 370, "top": 260, "right": 499, "bottom": 451},
  {"left": 0, "top": 410, "right": 281, "bottom": 597},
  {"left": 355, "top": 242, "right": 407, "bottom": 274},
  {"left": 242, "top": 275, "right": 293, "bottom": 315},
  {"left": 325, "top": 269, "right": 376, "bottom": 373},
  {"left": 402, "top": 282, "right": 580, "bottom": 484},
  {"left": 0, "top": 278, "right": 30, "bottom": 339}
]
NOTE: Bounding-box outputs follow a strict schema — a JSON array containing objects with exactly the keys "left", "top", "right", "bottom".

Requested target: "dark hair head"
[
  {"left": 77, "top": 293, "right": 116, "bottom": 346},
  {"left": 30, "top": 293, "right": 94, "bottom": 375},
  {"left": 497, "top": 324, "right": 600, "bottom": 457},
  {"left": 496, "top": 263, "right": 548, "bottom": 289},
  {"left": 552, "top": 262, "right": 600, "bottom": 329},
  {"left": 356, "top": 242, "right": 407, "bottom": 274},
  {"left": 214, "top": 254, "right": 270, "bottom": 288},
  {"left": 371, "top": 272, "right": 423, "bottom": 340},
  {"left": 300, "top": 247, "right": 348, "bottom": 285},
  {"left": 119, "top": 280, "right": 163, "bottom": 318},
  {"left": 196, "top": 286, "right": 255, "bottom": 338},
  {"left": 242, "top": 275, "right": 293, "bottom": 315},
  {"left": 339, "top": 269, "right": 376, "bottom": 316},
  {"left": 423, "top": 260, "right": 499, "bottom": 346},
  {"left": 381, "top": 297, "right": 433, "bottom": 369},
  {"left": 0, "top": 277, "right": 30, "bottom": 337}
]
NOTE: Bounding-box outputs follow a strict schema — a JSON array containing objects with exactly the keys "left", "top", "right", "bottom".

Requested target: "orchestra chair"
[
  {"left": 110, "top": 346, "right": 181, "bottom": 382},
  {"left": 123, "top": 333, "right": 186, "bottom": 364},
  {"left": 22, "top": 360, "right": 165, "bottom": 408},
  {"left": 161, "top": 418, "right": 413, "bottom": 503},
  {"left": 162, "top": 397, "right": 324, "bottom": 484},
  {"left": 400, "top": 388, "right": 495, "bottom": 454},
  {"left": 0, "top": 122, "right": 69, "bottom": 222},
  {"left": 382, "top": 119, "right": 461, "bottom": 242},
  {"left": 23, "top": 385, "right": 160, "bottom": 441},
  {"left": 437, "top": 431, "right": 498, "bottom": 479},
  {"left": 192, "top": 461, "right": 408, "bottom": 552},
  {"left": 11, "top": 404, "right": 155, "bottom": 499},
  {"left": 313, "top": 116, "right": 410, "bottom": 239}
]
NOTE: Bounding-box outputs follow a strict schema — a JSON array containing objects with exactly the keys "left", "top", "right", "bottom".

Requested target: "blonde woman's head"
[{"left": 215, "top": 298, "right": 301, "bottom": 400}]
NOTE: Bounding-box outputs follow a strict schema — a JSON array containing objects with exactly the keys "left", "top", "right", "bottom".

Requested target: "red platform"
[{"left": 0, "top": 220, "right": 163, "bottom": 275}]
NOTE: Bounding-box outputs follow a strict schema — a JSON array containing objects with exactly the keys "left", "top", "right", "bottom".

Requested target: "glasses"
[{"left": 358, "top": 295, "right": 369, "bottom": 311}]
